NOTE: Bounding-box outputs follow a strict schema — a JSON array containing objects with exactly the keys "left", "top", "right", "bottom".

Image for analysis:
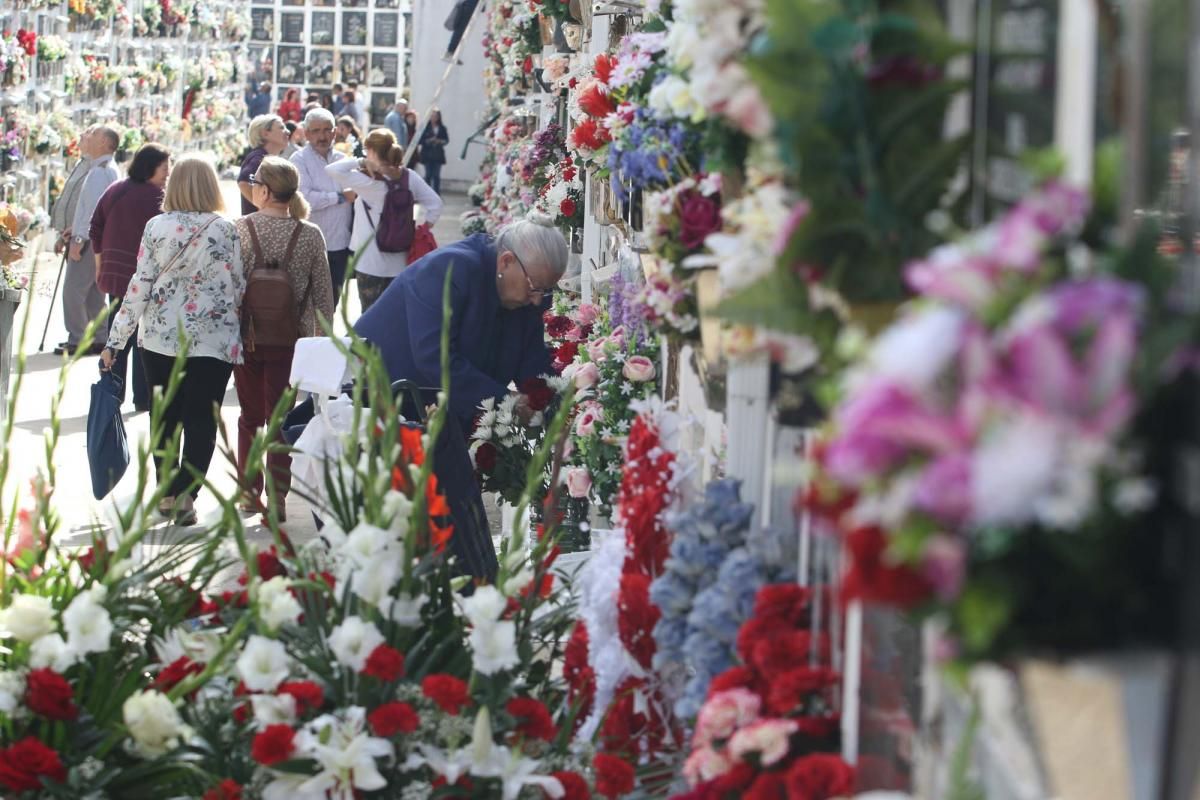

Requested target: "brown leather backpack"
[{"left": 241, "top": 217, "right": 309, "bottom": 352}]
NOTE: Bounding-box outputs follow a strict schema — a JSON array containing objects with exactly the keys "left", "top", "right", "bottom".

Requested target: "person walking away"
[
  {"left": 341, "top": 90, "right": 365, "bottom": 130},
  {"left": 326, "top": 128, "right": 443, "bottom": 312},
  {"left": 89, "top": 143, "right": 169, "bottom": 411},
  {"left": 278, "top": 87, "right": 302, "bottom": 123},
  {"left": 235, "top": 157, "right": 334, "bottom": 519},
  {"left": 238, "top": 114, "right": 288, "bottom": 217},
  {"left": 248, "top": 82, "right": 272, "bottom": 119},
  {"left": 65, "top": 125, "right": 120, "bottom": 355},
  {"left": 100, "top": 156, "right": 244, "bottom": 526},
  {"left": 334, "top": 116, "right": 364, "bottom": 158},
  {"left": 385, "top": 98, "right": 409, "bottom": 148},
  {"left": 418, "top": 109, "right": 450, "bottom": 195},
  {"left": 48, "top": 126, "right": 95, "bottom": 354},
  {"left": 291, "top": 108, "right": 355, "bottom": 308},
  {"left": 444, "top": 0, "right": 481, "bottom": 61}
]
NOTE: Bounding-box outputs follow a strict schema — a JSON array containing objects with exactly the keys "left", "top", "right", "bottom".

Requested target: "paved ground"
[{"left": 2, "top": 182, "right": 473, "bottom": 550}]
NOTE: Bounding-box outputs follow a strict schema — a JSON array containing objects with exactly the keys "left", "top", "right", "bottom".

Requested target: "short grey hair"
[
  {"left": 495, "top": 215, "right": 569, "bottom": 278},
  {"left": 93, "top": 125, "right": 119, "bottom": 153},
  {"left": 247, "top": 114, "right": 282, "bottom": 148},
  {"left": 304, "top": 108, "right": 336, "bottom": 129}
]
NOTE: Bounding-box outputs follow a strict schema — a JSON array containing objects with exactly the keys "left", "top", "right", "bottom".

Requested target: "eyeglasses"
[
  {"left": 248, "top": 174, "right": 265, "bottom": 187},
  {"left": 510, "top": 250, "right": 555, "bottom": 298}
]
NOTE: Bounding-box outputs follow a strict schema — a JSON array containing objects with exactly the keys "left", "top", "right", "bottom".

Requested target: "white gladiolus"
[
  {"left": 468, "top": 620, "right": 519, "bottom": 675},
  {"left": 237, "top": 635, "right": 292, "bottom": 692},
  {"left": 381, "top": 490, "right": 412, "bottom": 535},
  {"left": 348, "top": 558, "right": 402, "bottom": 608},
  {"left": 29, "top": 633, "right": 77, "bottom": 672},
  {"left": 251, "top": 693, "right": 298, "bottom": 730},
  {"left": 458, "top": 585, "right": 507, "bottom": 625},
  {"left": 387, "top": 594, "right": 427, "bottom": 627},
  {"left": 327, "top": 616, "right": 385, "bottom": 672},
  {"left": 341, "top": 523, "right": 393, "bottom": 568},
  {"left": 258, "top": 577, "right": 303, "bottom": 631},
  {"left": 63, "top": 585, "right": 114, "bottom": 656},
  {"left": 0, "top": 595, "right": 56, "bottom": 642},
  {"left": 123, "top": 690, "right": 189, "bottom": 758}
]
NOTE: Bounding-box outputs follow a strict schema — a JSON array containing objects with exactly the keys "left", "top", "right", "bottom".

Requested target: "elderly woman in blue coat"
[{"left": 354, "top": 215, "right": 568, "bottom": 425}]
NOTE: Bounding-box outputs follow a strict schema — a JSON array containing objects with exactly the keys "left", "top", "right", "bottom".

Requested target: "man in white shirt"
[
  {"left": 62, "top": 126, "right": 120, "bottom": 355},
  {"left": 291, "top": 108, "right": 355, "bottom": 308}
]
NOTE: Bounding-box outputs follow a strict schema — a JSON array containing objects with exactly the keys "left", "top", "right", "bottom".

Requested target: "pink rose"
[
  {"left": 678, "top": 190, "right": 723, "bottom": 250},
  {"left": 573, "top": 362, "right": 601, "bottom": 390},
  {"left": 622, "top": 355, "right": 656, "bottom": 383},
  {"left": 694, "top": 688, "right": 761, "bottom": 748},
  {"left": 574, "top": 402, "right": 603, "bottom": 437},
  {"left": 576, "top": 303, "right": 601, "bottom": 325},
  {"left": 682, "top": 747, "right": 733, "bottom": 787},
  {"left": 564, "top": 324, "right": 584, "bottom": 342},
  {"left": 609, "top": 326, "right": 626, "bottom": 349},
  {"left": 586, "top": 339, "right": 608, "bottom": 363},
  {"left": 728, "top": 718, "right": 799, "bottom": 766},
  {"left": 565, "top": 467, "right": 592, "bottom": 499}
]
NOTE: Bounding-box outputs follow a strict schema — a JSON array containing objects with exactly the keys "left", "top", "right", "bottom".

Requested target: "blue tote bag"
[{"left": 87, "top": 371, "right": 129, "bottom": 499}]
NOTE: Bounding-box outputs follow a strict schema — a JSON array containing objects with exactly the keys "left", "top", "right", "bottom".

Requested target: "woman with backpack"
[
  {"left": 235, "top": 156, "right": 335, "bottom": 520},
  {"left": 99, "top": 155, "right": 243, "bottom": 526},
  {"left": 326, "top": 128, "right": 443, "bottom": 312}
]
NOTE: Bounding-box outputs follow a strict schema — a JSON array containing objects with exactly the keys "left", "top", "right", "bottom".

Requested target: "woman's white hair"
[{"left": 495, "top": 213, "right": 569, "bottom": 278}]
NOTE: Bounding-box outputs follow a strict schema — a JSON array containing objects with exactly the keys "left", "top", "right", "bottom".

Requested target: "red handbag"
[{"left": 408, "top": 223, "right": 438, "bottom": 262}]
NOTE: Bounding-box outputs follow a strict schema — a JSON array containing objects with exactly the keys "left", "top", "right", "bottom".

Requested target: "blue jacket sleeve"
[
  {"left": 403, "top": 259, "right": 507, "bottom": 422},
  {"left": 515, "top": 311, "right": 552, "bottom": 381}
]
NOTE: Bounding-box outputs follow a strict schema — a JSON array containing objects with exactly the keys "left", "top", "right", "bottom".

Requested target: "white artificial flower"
[
  {"left": 458, "top": 585, "right": 507, "bottom": 625},
  {"left": 263, "top": 774, "right": 323, "bottom": 800},
  {"left": 341, "top": 523, "right": 393, "bottom": 568},
  {"left": 387, "top": 594, "right": 427, "bottom": 627},
  {"left": 251, "top": 693, "right": 299, "bottom": 730},
  {"left": 258, "top": 577, "right": 303, "bottom": 631},
  {"left": 327, "top": 616, "right": 385, "bottom": 672},
  {"left": 856, "top": 307, "right": 966, "bottom": 394},
  {"left": 0, "top": 594, "right": 56, "bottom": 642},
  {"left": 466, "top": 707, "right": 564, "bottom": 799},
  {"left": 648, "top": 74, "right": 704, "bottom": 121},
  {"left": 971, "top": 414, "right": 1061, "bottom": 526},
  {"left": 123, "top": 690, "right": 189, "bottom": 758},
  {"left": 63, "top": 585, "right": 113, "bottom": 656},
  {"left": 294, "top": 708, "right": 393, "bottom": 796},
  {"left": 0, "top": 670, "right": 27, "bottom": 716},
  {"left": 30, "top": 633, "right": 77, "bottom": 672},
  {"left": 468, "top": 619, "right": 519, "bottom": 675},
  {"left": 502, "top": 569, "right": 535, "bottom": 597},
  {"left": 382, "top": 490, "right": 413, "bottom": 535},
  {"left": 154, "top": 627, "right": 223, "bottom": 666},
  {"left": 403, "top": 745, "right": 473, "bottom": 786},
  {"left": 236, "top": 635, "right": 292, "bottom": 692},
  {"left": 349, "top": 557, "right": 402, "bottom": 608},
  {"left": 319, "top": 522, "right": 349, "bottom": 550}
]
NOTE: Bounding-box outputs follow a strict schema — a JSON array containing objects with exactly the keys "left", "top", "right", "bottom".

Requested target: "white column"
[
  {"left": 1054, "top": 0, "right": 1098, "bottom": 188},
  {"left": 724, "top": 354, "right": 770, "bottom": 528}
]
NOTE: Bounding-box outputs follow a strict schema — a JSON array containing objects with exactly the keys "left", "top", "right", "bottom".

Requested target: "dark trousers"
[
  {"left": 423, "top": 162, "right": 443, "bottom": 194},
  {"left": 140, "top": 349, "right": 233, "bottom": 499},
  {"left": 107, "top": 295, "right": 150, "bottom": 409},
  {"left": 447, "top": 0, "right": 480, "bottom": 53},
  {"left": 357, "top": 274, "right": 394, "bottom": 314},
  {"left": 328, "top": 249, "right": 350, "bottom": 312},
  {"left": 233, "top": 345, "right": 295, "bottom": 502}
]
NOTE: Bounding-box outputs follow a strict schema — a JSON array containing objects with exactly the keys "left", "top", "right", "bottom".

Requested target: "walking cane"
[{"left": 37, "top": 249, "right": 68, "bottom": 353}]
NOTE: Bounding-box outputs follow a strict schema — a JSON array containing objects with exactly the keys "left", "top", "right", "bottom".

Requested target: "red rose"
[
  {"left": 560, "top": 198, "right": 577, "bottom": 218},
  {"left": 257, "top": 548, "right": 287, "bottom": 580},
  {"left": 362, "top": 644, "right": 405, "bottom": 682},
  {"left": 25, "top": 668, "right": 78, "bottom": 721},
  {"left": 506, "top": 697, "right": 558, "bottom": 742},
  {"left": 554, "top": 341, "right": 579, "bottom": 366},
  {"left": 203, "top": 779, "right": 244, "bottom": 800},
  {"left": 744, "top": 771, "right": 787, "bottom": 800},
  {"left": 250, "top": 725, "right": 296, "bottom": 766},
  {"left": 368, "top": 701, "right": 420, "bottom": 736},
  {"left": 752, "top": 584, "right": 811, "bottom": 626},
  {"left": 0, "top": 737, "right": 66, "bottom": 792},
  {"left": 422, "top": 674, "right": 470, "bottom": 715},
  {"left": 545, "top": 314, "right": 573, "bottom": 337},
  {"left": 678, "top": 191, "right": 722, "bottom": 251},
  {"left": 152, "top": 656, "right": 204, "bottom": 693},
  {"left": 592, "top": 753, "right": 635, "bottom": 798},
  {"left": 474, "top": 441, "right": 499, "bottom": 472},
  {"left": 277, "top": 681, "right": 325, "bottom": 714},
  {"left": 785, "top": 754, "right": 856, "bottom": 800}
]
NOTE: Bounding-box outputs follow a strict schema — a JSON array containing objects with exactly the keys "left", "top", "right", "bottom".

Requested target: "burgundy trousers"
[{"left": 234, "top": 344, "right": 295, "bottom": 502}]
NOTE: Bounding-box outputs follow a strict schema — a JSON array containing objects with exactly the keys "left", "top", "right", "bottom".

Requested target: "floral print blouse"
[{"left": 107, "top": 211, "right": 246, "bottom": 364}]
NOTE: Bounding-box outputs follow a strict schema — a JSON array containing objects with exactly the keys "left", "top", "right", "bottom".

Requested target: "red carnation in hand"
[
  {"left": 251, "top": 725, "right": 296, "bottom": 766},
  {"left": 422, "top": 674, "right": 470, "bottom": 715},
  {"left": 592, "top": 753, "right": 635, "bottom": 799},
  {"left": 152, "top": 656, "right": 205, "bottom": 693},
  {"left": 362, "top": 644, "right": 405, "bottom": 682},
  {"left": 474, "top": 441, "right": 499, "bottom": 473},
  {"left": 25, "top": 668, "right": 78, "bottom": 721},
  {"left": 519, "top": 377, "right": 554, "bottom": 412},
  {"left": 785, "top": 754, "right": 856, "bottom": 799},
  {"left": 0, "top": 736, "right": 67, "bottom": 792},
  {"left": 202, "top": 779, "right": 244, "bottom": 800},
  {"left": 548, "top": 770, "right": 591, "bottom": 799},
  {"left": 506, "top": 697, "right": 558, "bottom": 742},
  {"left": 277, "top": 681, "right": 325, "bottom": 714},
  {"left": 368, "top": 701, "right": 420, "bottom": 736}
]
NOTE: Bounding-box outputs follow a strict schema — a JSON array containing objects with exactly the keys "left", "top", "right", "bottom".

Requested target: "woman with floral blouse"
[{"left": 101, "top": 155, "right": 244, "bottom": 526}]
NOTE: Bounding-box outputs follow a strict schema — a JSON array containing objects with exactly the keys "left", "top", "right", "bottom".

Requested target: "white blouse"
[
  {"left": 107, "top": 211, "right": 246, "bottom": 364},
  {"left": 324, "top": 159, "right": 444, "bottom": 279}
]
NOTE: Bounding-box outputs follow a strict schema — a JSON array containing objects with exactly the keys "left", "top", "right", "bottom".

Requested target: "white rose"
[
  {"left": 327, "top": 616, "right": 384, "bottom": 672},
  {"left": 0, "top": 595, "right": 56, "bottom": 642},
  {"left": 258, "top": 577, "right": 303, "bottom": 632},
  {"left": 565, "top": 467, "right": 592, "bottom": 499},
  {"left": 236, "top": 635, "right": 292, "bottom": 692},
  {"left": 63, "top": 585, "right": 113, "bottom": 656},
  {"left": 0, "top": 670, "right": 26, "bottom": 716},
  {"left": 123, "top": 690, "right": 189, "bottom": 758},
  {"left": 30, "top": 633, "right": 77, "bottom": 672}
]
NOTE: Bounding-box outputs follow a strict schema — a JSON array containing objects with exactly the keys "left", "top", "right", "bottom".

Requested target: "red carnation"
[
  {"left": 362, "top": 644, "right": 405, "bottom": 682},
  {"left": 785, "top": 754, "right": 856, "bottom": 799},
  {"left": 152, "top": 656, "right": 205, "bottom": 693},
  {"left": 278, "top": 681, "right": 325, "bottom": 714},
  {"left": 616, "top": 572, "right": 660, "bottom": 670},
  {"left": 767, "top": 666, "right": 839, "bottom": 716},
  {"left": 474, "top": 441, "right": 499, "bottom": 473},
  {"left": 734, "top": 615, "right": 792, "bottom": 665},
  {"left": 750, "top": 630, "right": 831, "bottom": 676},
  {"left": 752, "top": 584, "right": 811, "bottom": 626},
  {"left": 368, "top": 701, "right": 420, "bottom": 737},
  {"left": 506, "top": 697, "right": 558, "bottom": 742},
  {"left": 745, "top": 771, "right": 788, "bottom": 800},
  {"left": 554, "top": 341, "right": 579, "bottom": 367},
  {"left": 713, "top": 762, "right": 757, "bottom": 793},
  {"left": 842, "top": 525, "right": 933, "bottom": 608},
  {"left": 0, "top": 736, "right": 67, "bottom": 792},
  {"left": 560, "top": 198, "right": 578, "bottom": 219},
  {"left": 202, "top": 779, "right": 244, "bottom": 800},
  {"left": 25, "top": 668, "right": 78, "bottom": 721},
  {"left": 422, "top": 674, "right": 470, "bottom": 715},
  {"left": 563, "top": 622, "right": 595, "bottom": 726},
  {"left": 545, "top": 314, "right": 573, "bottom": 337},
  {"left": 250, "top": 725, "right": 296, "bottom": 766},
  {"left": 548, "top": 770, "right": 591, "bottom": 799},
  {"left": 593, "top": 753, "right": 635, "bottom": 799},
  {"left": 707, "top": 665, "right": 757, "bottom": 698},
  {"left": 578, "top": 85, "right": 617, "bottom": 119},
  {"left": 232, "top": 702, "right": 251, "bottom": 725},
  {"left": 519, "top": 377, "right": 555, "bottom": 412},
  {"left": 257, "top": 548, "right": 287, "bottom": 581},
  {"left": 568, "top": 118, "right": 610, "bottom": 151}
]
